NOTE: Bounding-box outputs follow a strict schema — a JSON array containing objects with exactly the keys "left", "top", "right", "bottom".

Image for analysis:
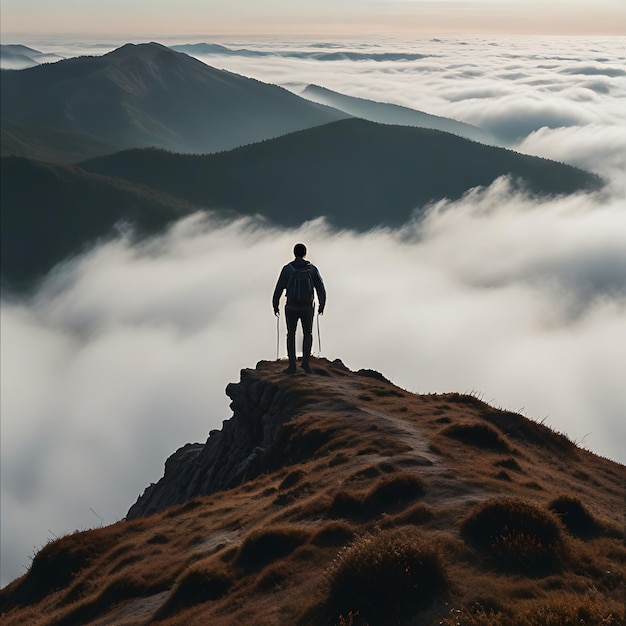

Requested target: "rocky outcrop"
[
  {"left": 126, "top": 356, "right": 586, "bottom": 521},
  {"left": 127, "top": 360, "right": 328, "bottom": 519}
]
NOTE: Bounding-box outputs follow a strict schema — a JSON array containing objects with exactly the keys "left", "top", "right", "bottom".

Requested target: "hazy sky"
[{"left": 1, "top": 0, "right": 625, "bottom": 36}]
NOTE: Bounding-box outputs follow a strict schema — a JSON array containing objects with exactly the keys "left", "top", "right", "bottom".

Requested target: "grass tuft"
[
  {"left": 442, "top": 422, "right": 511, "bottom": 452},
  {"left": 1, "top": 528, "right": 114, "bottom": 610},
  {"left": 279, "top": 469, "right": 306, "bottom": 490},
  {"left": 331, "top": 472, "right": 426, "bottom": 520},
  {"left": 323, "top": 527, "right": 449, "bottom": 625},
  {"left": 154, "top": 562, "right": 232, "bottom": 619},
  {"left": 311, "top": 521, "right": 357, "bottom": 548},
  {"left": 55, "top": 574, "right": 161, "bottom": 626},
  {"left": 382, "top": 502, "right": 434, "bottom": 528},
  {"left": 494, "top": 458, "right": 523, "bottom": 472},
  {"left": 330, "top": 490, "right": 363, "bottom": 519},
  {"left": 548, "top": 495, "right": 601, "bottom": 539},
  {"left": 362, "top": 472, "right": 426, "bottom": 514},
  {"left": 162, "top": 498, "right": 205, "bottom": 519},
  {"left": 254, "top": 562, "right": 290, "bottom": 592},
  {"left": 461, "top": 498, "right": 565, "bottom": 574},
  {"left": 233, "top": 525, "right": 310, "bottom": 573},
  {"left": 438, "top": 594, "right": 623, "bottom": 625}
]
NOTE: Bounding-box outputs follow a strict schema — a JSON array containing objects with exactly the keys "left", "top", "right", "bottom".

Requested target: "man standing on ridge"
[{"left": 273, "top": 243, "right": 326, "bottom": 374}]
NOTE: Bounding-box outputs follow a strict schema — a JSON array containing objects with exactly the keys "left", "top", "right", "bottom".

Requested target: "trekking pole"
[
  {"left": 317, "top": 311, "right": 322, "bottom": 355},
  {"left": 276, "top": 313, "right": 280, "bottom": 360}
]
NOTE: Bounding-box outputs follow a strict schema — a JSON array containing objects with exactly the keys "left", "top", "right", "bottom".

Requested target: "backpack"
[{"left": 286, "top": 263, "right": 314, "bottom": 306}]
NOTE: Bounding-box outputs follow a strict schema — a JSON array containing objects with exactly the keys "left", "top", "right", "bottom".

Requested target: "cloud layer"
[
  {"left": 2, "top": 35, "right": 625, "bottom": 588},
  {"left": 181, "top": 36, "right": 624, "bottom": 181},
  {"left": 3, "top": 180, "right": 625, "bottom": 587}
]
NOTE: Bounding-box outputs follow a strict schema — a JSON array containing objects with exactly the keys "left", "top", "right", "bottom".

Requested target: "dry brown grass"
[
  {"left": 1, "top": 358, "right": 624, "bottom": 626},
  {"left": 548, "top": 494, "right": 604, "bottom": 539},
  {"left": 381, "top": 501, "right": 435, "bottom": 527},
  {"left": 330, "top": 471, "right": 426, "bottom": 520},
  {"left": 441, "top": 421, "right": 512, "bottom": 452},
  {"left": 311, "top": 521, "right": 358, "bottom": 547},
  {"left": 154, "top": 559, "right": 233, "bottom": 620},
  {"left": 439, "top": 594, "right": 624, "bottom": 625},
  {"left": 321, "top": 527, "right": 450, "bottom": 625},
  {"left": 233, "top": 524, "right": 311, "bottom": 574},
  {"left": 461, "top": 497, "right": 566, "bottom": 574}
]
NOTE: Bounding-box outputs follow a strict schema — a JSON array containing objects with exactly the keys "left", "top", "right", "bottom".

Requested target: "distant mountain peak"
[
  {"left": 0, "top": 44, "right": 64, "bottom": 70},
  {"left": 1, "top": 42, "right": 347, "bottom": 160},
  {"left": 101, "top": 42, "right": 196, "bottom": 70},
  {"left": 304, "top": 83, "right": 336, "bottom": 96},
  {"left": 1, "top": 44, "right": 42, "bottom": 55},
  {"left": 169, "top": 42, "right": 233, "bottom": 55},
  {"left": 302, "top": 82, "right": 497, "bottom": 145},
  {"left": 104, "top": 41, "right": 178, "bottom": 59}
]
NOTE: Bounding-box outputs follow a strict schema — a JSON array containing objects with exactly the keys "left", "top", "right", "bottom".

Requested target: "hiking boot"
[
  {"left": 301, "top": 362, "right": 312, "bottom": 374},
  {"left": 283, "top": 364, "right": 297, "bottom": 374}
]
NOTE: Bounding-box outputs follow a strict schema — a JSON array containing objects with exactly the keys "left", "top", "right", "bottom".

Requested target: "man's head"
[{"left": 293, "top": 243, "right": 307, "bottom": 258}]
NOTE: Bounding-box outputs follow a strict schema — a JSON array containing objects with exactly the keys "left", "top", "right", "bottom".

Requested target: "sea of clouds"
[{"left": 1, "top": 35, "right": 625, "bottom": 587}]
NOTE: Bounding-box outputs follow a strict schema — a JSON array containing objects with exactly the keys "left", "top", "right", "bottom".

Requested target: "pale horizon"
[{"left": 1, "top": 0, "right": 625, "bottom": 38}]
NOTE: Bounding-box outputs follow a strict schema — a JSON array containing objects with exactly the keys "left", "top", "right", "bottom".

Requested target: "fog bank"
[{"left": 2, "top": 179, "right": 625, "bottom": 586}]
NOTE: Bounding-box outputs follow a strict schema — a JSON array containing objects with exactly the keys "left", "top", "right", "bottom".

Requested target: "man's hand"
[
  {"left": 318, "top": 308, "right": 324, "bottom": 315},
  {"left": 274, "top": 308, "right": 280, "bottom": 317}
]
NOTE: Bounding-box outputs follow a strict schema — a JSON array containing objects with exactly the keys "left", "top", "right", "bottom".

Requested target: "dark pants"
[{"left": 285, "top": 306, "right": 314, "bottom": 366}]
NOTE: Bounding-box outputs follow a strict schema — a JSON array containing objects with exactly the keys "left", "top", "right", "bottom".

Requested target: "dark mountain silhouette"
[
  {"left": 1, "top": 358, "right": 623, "bottom": 625},
  {"left": 3, "top": 119, "right": 601, "bottom": 288},
  {"left": 302, "top": 84, "right": 496, "bottom": 145},
  {"left": 1, "top": 157, "right": 201, "bottom": 288},
  {"left": 81, "top": 118, "right": 601, "bottom": 230},
  {"left": 0, "top": 42, "right": 348, "bottom": 159},
  {"left": 0, "top": 44, "right": 63, "bottom": 70}
]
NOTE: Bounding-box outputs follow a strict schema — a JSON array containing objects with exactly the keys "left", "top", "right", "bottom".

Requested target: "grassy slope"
[
  {"left": 80, "top": 118, "right": 602, "bottom": 230},
  {"left": 1, "top": 358, "right": 623, "bottom": 626}
]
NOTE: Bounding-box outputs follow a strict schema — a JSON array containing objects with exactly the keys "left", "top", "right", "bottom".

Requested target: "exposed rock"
[{"left": 127, "top": 360, "right": 319, "bottom": 518}]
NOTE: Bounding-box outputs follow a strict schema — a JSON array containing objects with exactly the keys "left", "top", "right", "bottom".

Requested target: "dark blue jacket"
[{"left": 273, "top": 258, "right": 326, "bottom": 312}]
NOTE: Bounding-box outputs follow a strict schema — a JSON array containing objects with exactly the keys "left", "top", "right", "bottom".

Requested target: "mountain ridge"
[
  {"left": 2, "top": 118, "right": 601, "bottom": 287},
  {"left": 0, "top": 156, "right": 202, "bottom": 288},
  {"left": 80, "top": 118, "right": 601, "bottom": 229},
  {"left": 301, "top": 84, "right": 496, "bottom": 145},
  {"left": 0, "top": 44, "right": 64, "bottom": 70},
  {"left": 0, "top": 42, "right": 348, "bottom": 159},
  {"left": 1, "top": 357, "right": 623, "bottom": 625},
  {"left": 126, "top": 357, "right": 593, "bottom": 521}
]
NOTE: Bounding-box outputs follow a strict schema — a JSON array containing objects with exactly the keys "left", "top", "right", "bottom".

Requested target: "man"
[{"left": 273, "top": 243, "right": 326, "bottom": 374}]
